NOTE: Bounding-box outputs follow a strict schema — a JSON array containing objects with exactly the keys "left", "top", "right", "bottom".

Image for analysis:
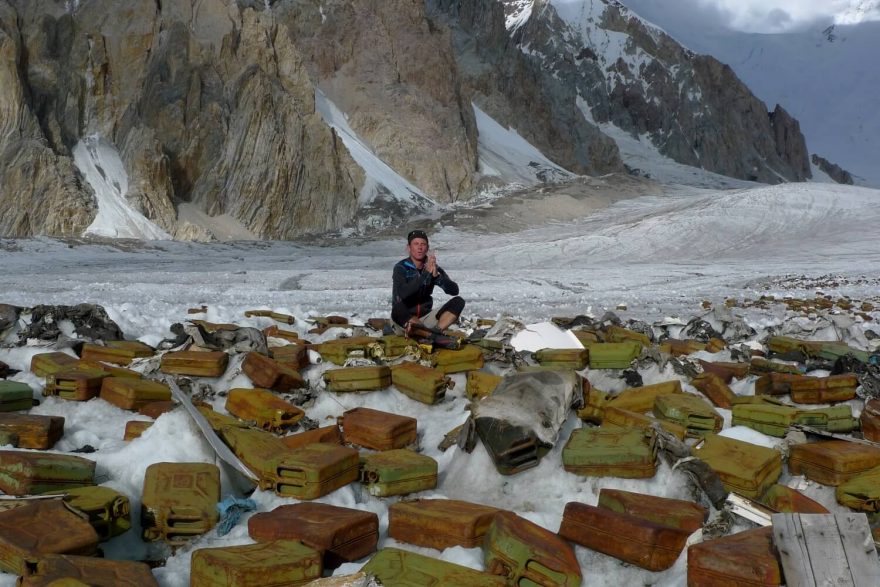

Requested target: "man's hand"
[{"left": 426, "top": 251, "right": 438, "bottom": 277}]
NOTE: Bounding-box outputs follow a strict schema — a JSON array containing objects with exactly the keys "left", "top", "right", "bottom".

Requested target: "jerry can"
[
  {"left": 429, "top": 344, "right": 484, "bottom": 374},
  {"left": 340, "top": 407, "right": 417, "bottom": 451},
  {"left": 608, "top": 380, "right": 683, "bottom": 413},
  {"left": 18, "top": 554, "right": 157, "bottom": 586},
  {"left": 44, "top": 363, "right": 108, "bottom": 401},
  {"left": 272, "top": 443, "right": 359, "bottom": 500},
  {"left": 29, "top": 352, "right": 78, "bottom": 378},
  {"left": 80, "top": 340, "right": 154, "bottom": 365},
  {"left": 100, "top": 377, "right": 172, "bottom": 411},
  {"left": 123, "top": 420, "right": 153, "bottom": 440},
  {"left": 691, "top": 434, "right": 782, "bottom": 499},
  {"left": 0, "top": 381, "right": 34, "bottom": 412},
  {"left": 323, "top": 365, "right": 392, "bottom": 393},
  {"left": 42, "top": 485, "right": 131, "bottom": 540},
  {"left": 602, "top": 406, "right": 688, "bottom": 441},
  {"left": 0, "top": 413, "right": 63, "bottom": 449},
  {"left": 653, "top": 393, "right": 723, "bottom": 437},
  {"left": 687, "top": 526, "right": 782, "bottom": 586},
  {"left": 698, "top": 360, "right": 749, "bottom": 382},
  {"left": 280, "top": 425, "right": 343, "bottom": 450},
  {"left": 562, "top": 426, "right": 656, "bottom": 478},
  {"left": 390, "top": 362, "right": 451, "bottom": 404},
  {"left": 0, "top": 450, "right": 94, "bottom": 495},
  {"left": 691, "top": 372, "right": 736, "bottom": 409},
  {"left": 359, "top": 449, "right": 438, "bottom": 497},
  {"left": 159, "top": 350, "right": 229, "bottom": 377},
  {"left": 241, "top": 352, "right": 305, "bottom": 391},
  {"left": 788, "top": 440, "right": 880, "bottom": 486},
  {"left": 388, "top": 499, "right": 502, "bottom": 550},
  {"left": 362, "top": 547, "right": 506, "bottom": 586},
  {"left": 588, "top": 341, "right": 641, "bottom": 369},
  {"left": 598, "top": 488, "right": 707, "bottom": 532},
  {"left": 269, "top": 342, "right": 310, "bottom": 370},
  {"left": 190, "top": 540, "right": 322, "bottom": 586},
  {"left": 757, "top": 483, "right": 829, "bottom": 514},
  {"left": 141, "top": 462, "right": 219, "bottom": 546},
  {"left": 534, "top": 348, "right": 588, "bottom": 370},
  {"left": 789, "top": 374, "right": 858, "bottom": 404},
  {"left": 224, "top": 387, "right": 304, "bottom": 432}
]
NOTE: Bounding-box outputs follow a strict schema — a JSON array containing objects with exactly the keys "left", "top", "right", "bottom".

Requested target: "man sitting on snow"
[{"left": 391, "top": 229, "right": 465, "bottom": 335}]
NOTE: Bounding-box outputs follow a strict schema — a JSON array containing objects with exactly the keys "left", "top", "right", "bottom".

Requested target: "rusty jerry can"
[
  {"left": 42, "top": 485, "right": 131, "bottom": 540},
  {"left": 0, "top": 500, "right": 99, "bottom": 575},
  {"left": 100, "top": 377, "right": 172, "bottom": 411},
  {"left": 534, "top": 348, "right": 589, "bottom": 370},
  {"left": 224, "top": 387, "right": 304, "bottom": 432},
  {"left": 80, "top": 340, "right": 154, "bottom": 365},
  {"left": 18, "top": 554, "right": 158, "bottom": 587},
  {"left": 44, "top": 363, "right": 108, "bottom": 401},
  {"left": 836, "top": 466, "right": 880, "bottom": 511},
  {"left": 429, "top": 344, "right": 484, "bottom": 374},
  {"left": 562, "top": 426, "right": 656, "bottom": 479},
  {"left": 691, "top": 434, "right": 782, "bottom": 499},
  {"left": 484, "top": 511, "right": 582, "bottom": 587},
  {"left": 607, "top": 380, "right": 683, "bottom": 413},
  {"left": 0, "top": 413, "right": 63, "bottom": 449},
  {"left": 658, "top": 339, "right": 707, "bottom": 357},
  {"left": 271, "top": 443, "right": 360, "bottom": 500},
  {"left": 124, "top": 419, "right": 153, "bottom": 440},
  {"left": 0, "top": 381, "right": 34, "bottom": 412},
  {"left": 323, "top": 365, "right": 391, "bottom": 393},
  {"left": 390, "top": 362, "right": 451, "bottom": 405},
  {"left": 141, "top": 462, "right": 219, "bottom": 546},
  {"left": 248, "top": 503, "right": 378, "bottom": 568},
  {"left": 653, "top": 393, "right": 722, "bottom": 437},
  {"left": 241, "top": 351, "right": 305, "bottom": 391},
  {"left": 388, "top": 499, "right": 502, "bottom": 550},
  {"left": 698, "top": 359, "right": 750, "bottom": 383},
  {"left": 269, "top": 342, "right": 309, "bottom": 370},
  {"left": 687, "top": 526, "right": 782, "bottom": 587},
  {"left": 598, "top": 488, "right": 707, "bottom": 532},
  {"left": 218, "top": 425, "right": 294, "bottom": 490},
  {"left": 340, "top": 407, "right": 417, "bottom": 451},
  {"left": 691, "top": 373, "right": 736, "bottom": 409},
  {"left": 601, "top": 406, "right": 688, "bottom": 441},
  {"left": 362, "top": 547, "right": 506, "bottom": 587},
  {"left": 466, "top": 371, "right": 503, "bottom": 400},
  {"left": 138, "top": 400, "right": 177, "bottom": 419},
  {"left": 159, "top": 350, "right": 228, "bottom": 377},
  {"left": 757, "top": 483, "right": 829, "bottom": 514},
  {"left": 788, "top": 374, "right": 858, "bottom": 403},
  {"left": 753, "top": 372, "right": 805, "bottom": 395},
  {"left": 280, "top": 425, "right": 342, "bottom": 450},
  {"left": 788, "top": 440, "right": 880, "bottom": 486},
  {"left": 0, "top": 450, "right": 94, "bottom": 495},
  {"left": 558, "top": 501, "right": 690, "bottom": 571},
  {"left": 30, "top": 352, "right": 79, "bottom": 377},
  {"left": 587, "top": 341, "right": 641, "bottom": 369},
  {"left": 190, "top": 540, "right": 322, "bottom": 586},
  {"left": 861, "top": 398, "right": 880, "bottom": 442},
  {"left": 359, "top": 449, "right": 438, "bottom": 497}
]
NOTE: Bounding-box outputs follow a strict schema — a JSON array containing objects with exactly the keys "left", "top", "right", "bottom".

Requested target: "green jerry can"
[
  {"left": 588, "top": 341, "right": 641, "bottom": 369},
  {"left": 430, "top": 344, "right": 485, "bottom": 374},
  {"left": 484, "top": 512, "right": 582, "bottom": 587},
  {"left": 0, "top": 450, "right": 95, "bottom": 495},
  {"left": 361, "top": 547, "right": 506, "bottom": 587},
  {"left": 359, "top": 449, "right": 438, "bottom": 497},
  {"left": 388, "top": 499, "right": 503, "bottom": 550},
  {"left": 190, "top": 540, "right": 322, "bottom": 586},
  {"left": 653, "top": 393, "right": 723, "bottom": 437},
  {"left": 390, "top": 362, "right": 451, "bottom": 405},
  {"left": 601, "top": 406, "right": 688, "bottom": 441},
  {"left": 218, "top": 424, "right": 295, "bottom": 490},
  {"left": 0, "top": 381, "right": 34, "bottom": 412},
  {"left": 691, "top": 434, "right": 782, "bottom": 499},
  {"left": 17, "top": 554, "right": 158, "bottom": 586},
  {"left": 562, "top": 426, "right": 656, "bottom": 479},
  {"left": 534, "top": 348, "right": 589, "bottom": 370},
  {"left": 466, "top": 371, "right": 503, "bottom": 400},
  {"left": 793, "top": 405, "right": 857, "bottom": 433},
  {"left": 0, "top": 413, "right": 64, "bottom": 449},
  {"left": 836, "top": 466, "right": 880, "bottom": 511},
  {"left": 314, "top": 337, "right": 379, "bottom": 365},
  {"left": 604, "top": 325, "right": 652, "bottom": 346},
  {"left": 272, "top": 442, "right": 360, "bottom": 500},
  {"left": 731, "top": 403, "right": 798, "bottom": 437},
  {"left": 323, "top": 365, "right": 392, "bottom": 393},
  {"left": 141, "top": 462, "right": 220, "bottom": 546},
  {"left": 42, "top": 485, "right": 131, "bottom": 540},
  {"left": 29, "top": 352, "right": 79, "bottom": 377},
  {"left": 0, "top": 500, "right": 99, "bottom": 575}
]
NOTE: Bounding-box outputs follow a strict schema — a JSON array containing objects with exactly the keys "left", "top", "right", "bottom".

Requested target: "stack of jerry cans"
[
  {"left": 687, "top": 526, "right": 783, "bottom": 586},
  {"left": 0, "top": 381, "right": 33, "bottom": 412},
  {"left": 388, "top": 499, "right": 502, "bottom": 550},
  {"left": 44, "top": 363, "right": 108, "bottom": 401},
  {"left": 0, "top": 500, "right": 100, "bottom": 575},
  {"left": 18, "top": 554, "right": 158, "bottom": 586},
  {"left": 340, "top": 407, "right": 417, "bottom": 451},
  {"left": 141, "top": 462, "right": 220, "bottom": 546},
  {"left": 190, "top": 540, "right": 322, "bottom": 586},
  {"left": 358, "top": 449, "right": 438, "bottom": 497},
  {"left": 272, "top": 443, "right": 359, "bottom": 500},
  {"left": 691, "top": 373, "right": 736, "bottom": 409},
  {"left": 0, "top": 414, "right": 63, "bottom": 449},
  {"left": 789, "top": 374, "right": 858, "bottom": 403},
  {"left": 466, "top": 371, "right": 503, "bottom": 400},
  {"left": 159, "top": 350, "right": 229, "bottom": 377},
  {"left": 430, "top": 345, "right": 484, "bottom": 374},
  {"left": 241, "top": 352, "right": 305, "bottom": 391},
  {"left": 99, "top": 377, "right": 172, "bottom": 411},
  {"left": 483, "top": 512, "right": 582, "bottom": 586},
  {"left": 653, "top": 394, "right": 723, "bottom": 437},
  {"left": 691, "top": 434, "right": 781, "bottom": 499},
  {"left": 80, "top": 341, "right": 154, "bottom": 365},
  {"left": 788, "top": 440, "right": 880, "bottom": 486},
  {"left": 534, "top": 348, "right": 588, "bottom": 370},
  {"left": 0, "top": 451, "right": 94, "bottom": 495},
  {"left": 29, "top": 352, "right": 78, "bottom": 378},
  {"left": 248, "top": 503, "right": 378, "bottom": 568},
  {"left": 43, "top": 485, "right": 131, "bottom": 540},
  {"left": 323, "top": 365, "right": 392, "bottom": 393},
  {"left": 587, "top": 341, "right": 641, "bottom": 369},
  {"left": 390, "top": 362, "right": 450, "bottom": 404},
  {"left": 558, "top": 502, "right": 691, "bottom": 571},
  {"left": 757, "top": 484, "right": 829, "bottom": 514},
  {"left": 362, "top": 548, "right": 506, "bottom": 586},
  {"left": 836, "top": 466, "right": 880, "bottom": 511},
  {"left": 562, "top": 426, "right": 656, "bottom": 478},
  {"left": 224, "top": 388, "right": 305, "bottom": 431}
]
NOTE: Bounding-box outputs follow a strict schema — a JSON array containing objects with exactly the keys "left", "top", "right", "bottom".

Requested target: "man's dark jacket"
[{"left": 391, "top": 258, "right": 459, "bottom": 327}]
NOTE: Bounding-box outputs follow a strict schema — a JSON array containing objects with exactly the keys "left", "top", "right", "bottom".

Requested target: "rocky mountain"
[{"left": 0, "top": 0, "right": 815, "bottom": 240}]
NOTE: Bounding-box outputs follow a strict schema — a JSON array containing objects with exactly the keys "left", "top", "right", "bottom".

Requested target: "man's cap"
[{"left": 407, "top": 229, "right": 429, "bottom": 244}]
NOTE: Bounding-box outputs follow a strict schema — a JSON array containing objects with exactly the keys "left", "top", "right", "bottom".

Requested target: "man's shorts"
[{"left": 393, "top": 296, "right": 465, "bottom": 335}]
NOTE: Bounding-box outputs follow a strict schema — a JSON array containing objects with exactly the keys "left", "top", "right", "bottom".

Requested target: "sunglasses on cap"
[{"left": 407, "top": 229, "right": 429, "bottom": 243}]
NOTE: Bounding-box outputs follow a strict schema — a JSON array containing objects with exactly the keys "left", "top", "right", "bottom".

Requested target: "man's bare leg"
[{"left": 436, "top": 311, "right": 458, "bottom": 331}]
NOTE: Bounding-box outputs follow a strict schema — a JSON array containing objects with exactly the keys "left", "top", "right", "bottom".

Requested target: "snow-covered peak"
[{"left": 835, "top": 0, "right": 880, "bottom": 25}]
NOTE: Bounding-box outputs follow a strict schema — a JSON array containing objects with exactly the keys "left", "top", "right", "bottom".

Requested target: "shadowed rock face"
[{"left": 811, "top": 154, "right": 854, "bottom": 185}]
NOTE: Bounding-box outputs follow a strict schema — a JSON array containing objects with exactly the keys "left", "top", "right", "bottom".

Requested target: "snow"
[
  {"left": 1, "top": 178, "right": 879, "bottom": 585},
  {"left": 72, "top": 135, "right": 172, "bottom": 241},
  {"left": 510, "top": 322, "right": 585, "bottom": 352}
]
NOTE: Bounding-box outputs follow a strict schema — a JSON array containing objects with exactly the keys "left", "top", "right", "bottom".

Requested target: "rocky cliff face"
[{"left": 812, "top": 154, "right": 855, "bottom": 185}]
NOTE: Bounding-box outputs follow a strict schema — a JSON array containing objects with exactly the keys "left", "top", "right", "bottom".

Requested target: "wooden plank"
[
  {"left": 834, "top": 513, "right": 880, "bottom": 587},
  {"left": 772, "top": 513, "right": 817, "bottom": 587},
  {"left": 799, "top": 514, "right": 854, "bottom": 587}
]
